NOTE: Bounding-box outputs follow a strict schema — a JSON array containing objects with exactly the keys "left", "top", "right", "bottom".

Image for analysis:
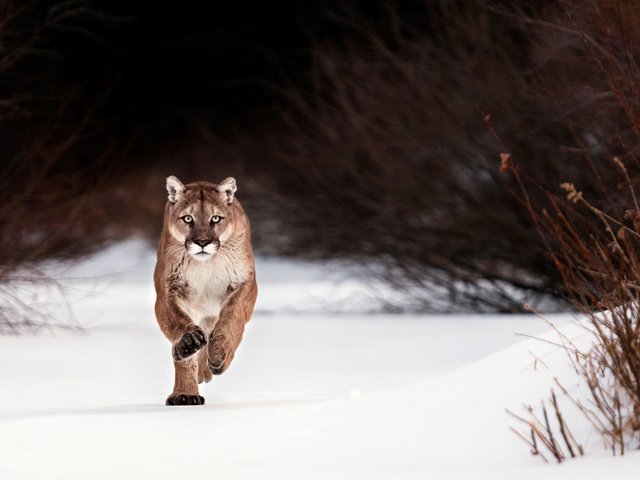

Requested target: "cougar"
[{"left": 154, "top": 175, "right": 257, "bottom": 406}]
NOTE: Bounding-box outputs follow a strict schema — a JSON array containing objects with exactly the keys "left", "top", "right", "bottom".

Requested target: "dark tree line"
[{"left": 2, "top": 0, "right": 639, "bottom": 314}]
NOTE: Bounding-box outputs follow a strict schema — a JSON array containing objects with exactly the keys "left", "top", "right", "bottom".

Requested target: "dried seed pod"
[{"left": 500, "top": 152, "right": 513, "bottom": 172}]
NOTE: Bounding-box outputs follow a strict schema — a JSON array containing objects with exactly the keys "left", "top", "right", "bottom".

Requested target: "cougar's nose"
[{"left": 193, "top": 239, "right": 211, "bottom": 248}]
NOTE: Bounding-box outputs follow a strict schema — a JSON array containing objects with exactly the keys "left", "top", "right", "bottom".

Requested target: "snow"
[{"left": 0, "top": 239, "right": 637, "bottom": 479}]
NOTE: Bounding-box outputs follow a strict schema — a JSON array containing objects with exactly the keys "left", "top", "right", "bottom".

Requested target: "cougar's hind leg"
[
  {"left": 166, "top": 357, "right": 204, "bottom": 406},
  {"left": 197, "top": 315, "right": 217, "bottom": 384},
  {"left": 197, "top": 348, "right": 213, "bottom": 384},
  {"left": 208, "top": 276, "right": 257, "bottom": 376}
]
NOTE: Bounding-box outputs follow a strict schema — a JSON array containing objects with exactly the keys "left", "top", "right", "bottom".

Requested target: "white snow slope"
[{"left": 0, "top": 240, "right": 637, "bottom": 479}]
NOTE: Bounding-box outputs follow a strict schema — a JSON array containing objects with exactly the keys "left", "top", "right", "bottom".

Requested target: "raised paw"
[
  {"left": 207, "top": 334, "right": 232, "bottom": 375},
  {"left": 166, "top": 393, "right": 205, "bottom": 406},
  {"left": 172, "top": 327, "right": 207, "bottom": 361}
]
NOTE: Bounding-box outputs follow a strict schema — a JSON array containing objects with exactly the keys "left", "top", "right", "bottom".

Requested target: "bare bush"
[
  {"left": 0, "top": 269, "right": 81, "bottom": 334},
  {"left": 508, "top": 389, "right": 584, "bottom": 463},
  {"left": 486, "top": 0, "right": 640, "bottom": 457},
  {"left": 0, "top": 1, "right": 137, "bottom": 331},
  {"left": 248, "top": 0, "right": 635, "bottom": 311},
  {"left": 513, "top": 175, "right": 640, "bottom": 452},
  {"left": 7, "top": 0, "right": 640, "bottom": 322},
  {"left": 500, "top": 0, "right": 640, "bottom": 450}
]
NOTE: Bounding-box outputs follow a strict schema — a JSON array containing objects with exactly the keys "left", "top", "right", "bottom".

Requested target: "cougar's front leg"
[
  {"left": 166, "top": 357, "right": 204, "bottom": 406},
  {"left": 156, "top": 294, "right": 207, "bottom": 406},
  {"left": 208, "top": 276, "right": 258, "bottom": 375},
  {"left": 155, "top": 295, "right": 207, "bottom": 362}
]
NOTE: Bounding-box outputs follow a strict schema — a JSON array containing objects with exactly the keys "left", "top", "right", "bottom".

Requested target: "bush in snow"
[{"left": 501, "top": 0, "right": 640, "bottom": 456}]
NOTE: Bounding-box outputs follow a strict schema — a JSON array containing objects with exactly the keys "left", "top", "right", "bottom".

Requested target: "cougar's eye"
[
  {"left": 210, "top": 215, "right": 222, "bottom": 224},
  {"left": 182, "top": 215, "right": 193, "bottom": 224}
]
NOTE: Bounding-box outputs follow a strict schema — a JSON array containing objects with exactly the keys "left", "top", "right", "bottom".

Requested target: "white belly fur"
[{"left": 177, "top": 250, "right": 250, "bottom": 329}]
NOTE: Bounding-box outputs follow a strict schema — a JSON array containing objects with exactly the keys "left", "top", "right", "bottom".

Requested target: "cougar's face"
[{"left": 166, "top": 177, "right": 237, "bottom": 262}]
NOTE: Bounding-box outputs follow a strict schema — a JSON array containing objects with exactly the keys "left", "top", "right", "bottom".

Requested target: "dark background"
[{"left": 3, "top": 0, "right": 638, "bottom": 312}]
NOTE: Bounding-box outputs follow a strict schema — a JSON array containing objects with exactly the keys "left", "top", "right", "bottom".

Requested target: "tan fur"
[{"left": 154, "top": 176, "right": 257, "bottom": 406}]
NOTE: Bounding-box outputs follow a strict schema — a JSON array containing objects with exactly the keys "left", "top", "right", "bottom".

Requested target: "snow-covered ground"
[{"left": 0, "top": 240, "right": 636, "bottom": 479}]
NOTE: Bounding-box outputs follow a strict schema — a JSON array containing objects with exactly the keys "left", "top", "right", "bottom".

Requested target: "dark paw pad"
[
  {"left": 166, "top": 394, "right": 205, "bottom": 406},
  {"left": 172, "top": 327, "right": 207, "bottom": 361}
]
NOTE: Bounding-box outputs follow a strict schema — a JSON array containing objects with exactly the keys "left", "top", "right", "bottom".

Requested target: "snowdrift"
[{"left": 0, "top": 241, "right": 636, "bottom": 479}]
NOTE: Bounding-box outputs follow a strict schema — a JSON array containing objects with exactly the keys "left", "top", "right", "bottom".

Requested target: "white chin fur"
[
  {"left": 190, "top": 252, "right": 213, "bottom": 262},
  {"left": 187, "top": 243, "right": 217, "bottom": 261}
]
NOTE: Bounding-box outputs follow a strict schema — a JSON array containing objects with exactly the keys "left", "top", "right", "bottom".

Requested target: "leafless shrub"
[
  {"left": 248, "top": 0, "right": 634, "bottom": 312},
  {"left": 501, "top": 130, "right": 640, "bottom": 457},
  {"left": 0, "top": 1, "right": 135, "bottom": 331},
  {"left": 503, "top": 108, "right": 640, "bottom": 455},
  {"left": 0, "top": 268, "right": 81, "bottom": 334},
  {"left": 7, "top": 0, "right": 640, "bottom": 324},
  {"left": 498, "top": 0, "right": 640, "bottom": 456},
  {"left": 508, "top": 389, "right": 584, "bottom": 463},
  {"left": 530, "top": 179, "right": 640, "bottom": 451}
]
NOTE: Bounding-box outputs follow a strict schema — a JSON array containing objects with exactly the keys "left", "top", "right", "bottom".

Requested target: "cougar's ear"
[
  {"left": 166, "top": 175, "right": 185, "bottom": 203},
  {"left": 217, "top": 177, "right": 237, "bottom": 204}
]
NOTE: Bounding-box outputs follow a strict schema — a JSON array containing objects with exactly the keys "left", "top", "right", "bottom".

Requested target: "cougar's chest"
[{"left": 178, "top": 252, "right": 249, "bottom": 323}]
